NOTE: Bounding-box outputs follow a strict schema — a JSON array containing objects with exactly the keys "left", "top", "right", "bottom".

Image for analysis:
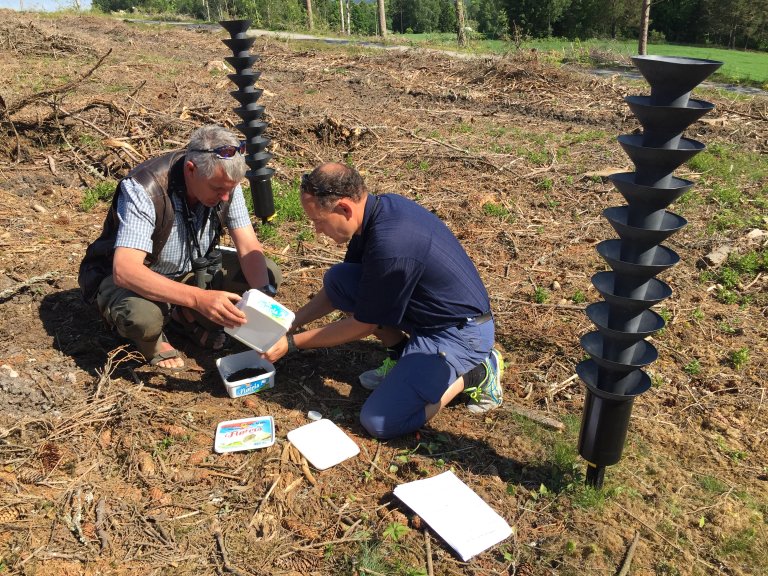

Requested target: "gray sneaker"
[
  {"left": 358, "top": 357, "right": 397, "bottom": 390},
  {"left": 465, "top": 349, "right": 504, "bottom": 414}
]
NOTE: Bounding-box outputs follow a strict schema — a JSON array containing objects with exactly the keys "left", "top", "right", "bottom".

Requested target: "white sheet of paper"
[
  {"left": 393, "top": 470, "right": 513, "bottom": 561},
  {"left": 287, "top": 419, "right": 360, "bottom": 470}
]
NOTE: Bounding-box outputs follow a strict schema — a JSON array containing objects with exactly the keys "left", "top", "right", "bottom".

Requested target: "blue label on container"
[{"left": 234, "top": 378, "right": 269, "bottom": 397}]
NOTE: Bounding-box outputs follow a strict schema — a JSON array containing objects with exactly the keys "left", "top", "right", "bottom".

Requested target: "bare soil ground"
[{"left": 1, "top": 11, "right": 767, "bottom": 576}]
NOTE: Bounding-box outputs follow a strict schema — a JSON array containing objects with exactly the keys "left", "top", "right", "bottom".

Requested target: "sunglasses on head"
[
  {"left": 189, "top": 141, "right": 246, "bottom": 159},
  {"left": 300, "top": 173, "right": 343, "bottom": 197}
]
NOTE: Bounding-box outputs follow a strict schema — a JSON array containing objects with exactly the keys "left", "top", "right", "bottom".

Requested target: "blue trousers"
[{"left": 324, "top": 263, "right": 494, "bottom": 439}]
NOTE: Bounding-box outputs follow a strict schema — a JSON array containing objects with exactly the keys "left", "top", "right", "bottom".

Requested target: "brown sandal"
[{"left": 168, "top": 307, "right": 227, "bottom": 351}]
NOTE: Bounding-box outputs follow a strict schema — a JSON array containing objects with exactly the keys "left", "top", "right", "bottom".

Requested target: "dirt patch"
[{"left": 1, "top": 11, "right": 767, "bottom": 576}]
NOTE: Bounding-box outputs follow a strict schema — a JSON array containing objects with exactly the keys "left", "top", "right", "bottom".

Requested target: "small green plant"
[
  {"left": 538, "top": 179, "right": 554, "bottom": 191},
  {"left": 730, "top": 347, "right": 750, "bottom": 370},
  {"left": 533, "top": 286, "right": 549, "bottom": 304},
  {"left": 383, "top": 521, "right": 410, "bottom": 542},
  {"left": 719, "top": 527, "right": 757, "bottom": 557},
  {"left": 418, "top": 160, "right": 430, "bottom": 171},
  {"left": 683, "top": 359, "right": 701, "bottom": 376},
  {"left": 296, "top": 229, "right": 314, "bottom": 243},
  {"left": 697, "top": 474, "right": 728, "bottom": 493},
  {"left": 571, "top": 290, "right": 586, "bottom": 304},
  {"left": 272, "top": 180, "right": 304, "bottom": 222},
  {"left": 481, "top": 202, "right": 510, "bottom": 220},
  {"left": 691, "top": 307, "right": 705, "bottom": 322},
  {"left": 717, "top": 320, "right": 738, "bottom": 334},
  {"left": 456, "top": 122, "right": 473, "bottom": 134},
  {"left": 257, "top": 220, "right": 278, "bottom": 242},
  {"left": 80, "top": 180, "right": 116, "bottom": 212}
]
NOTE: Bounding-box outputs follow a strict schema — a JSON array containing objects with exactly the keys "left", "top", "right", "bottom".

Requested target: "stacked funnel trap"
[
  {"left": 220, "top": 19, "right": 275, "bottom": 223},
  {"left": 577, "top": 56, "right": 722, "bottom": 488}
]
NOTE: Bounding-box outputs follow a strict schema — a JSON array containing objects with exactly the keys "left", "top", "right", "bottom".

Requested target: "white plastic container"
[
  {"left": 224, "top": 289, "right": 295, "bottom": 352},
  {"left": 216, "top": 350, "right": 276, "bottom": 398},
  {"left": 214, "top": 416, "right": 275, "bottom": 453}
]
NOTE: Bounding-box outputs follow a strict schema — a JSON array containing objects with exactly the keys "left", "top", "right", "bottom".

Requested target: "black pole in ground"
[
  {"left": 578, "top": 56, "right": 722, "bottom": 489},
  {"left": 220, "top": 20, "right": 275, "bottom": 223}
]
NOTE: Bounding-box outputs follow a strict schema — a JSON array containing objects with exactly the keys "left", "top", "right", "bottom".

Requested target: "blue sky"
[{"left": 0, "top": 0, "right": 92, "bottom": 10}]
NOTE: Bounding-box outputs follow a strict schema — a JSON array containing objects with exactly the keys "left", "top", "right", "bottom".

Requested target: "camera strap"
[{"left": 179, "top": 195, "right": 219, "bottom": 261}]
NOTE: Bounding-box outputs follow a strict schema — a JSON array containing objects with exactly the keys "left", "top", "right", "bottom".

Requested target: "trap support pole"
[
  {"left": 578, "top": 56, "right": 722, "bottom": 488},
  {"left": 220, "top": 19, "right": 275, "bottom": 223}
]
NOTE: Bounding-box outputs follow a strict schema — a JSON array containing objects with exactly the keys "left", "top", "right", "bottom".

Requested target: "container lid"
[
  {"left": 225, "top": 289, "right": 295, "bottom": 352},
  {"left": 287, "top": 419, "right": 359, "bottom": 470},
  {"left": 214, "top": 416, "right": 275, "bottom": 453}
]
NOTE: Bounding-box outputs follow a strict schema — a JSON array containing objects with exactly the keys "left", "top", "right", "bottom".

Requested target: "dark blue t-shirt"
[{"left": 345, "top": 193, "right": 490, "bottom": 332}]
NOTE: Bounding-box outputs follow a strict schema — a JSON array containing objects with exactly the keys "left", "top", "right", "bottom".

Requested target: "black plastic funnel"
[
  {"left": 596, "top": 239, "right": 680, "bottom": 276},
  {"left": 626, "top": 96, "right": 715, "bottom": 149},
  {"left": 220, "top": 19, "right": 252, "bottom": 38},
  {"left": 245, "top": 138, "right": 271, "bottom": 155},
  {"left": 604, "top": 206, "right": 686, "bottom": 240},
  {"left": 632, "top": 56, "right": 723, "bottom": 107},
  {"left": 222, "top": 37, "right": 257, "bottom": 56},
  {"left": 581, "top": 332, "right": 658, "bottom": 373},
  {"left": 233, "top": 107, "right": 266, "bottom": 123},
  {"left": 225, "top": 55, "right": 259, "bottom": 71},
  {"left": 609, "top": 173, "right": 693, "bottom": 208},
  {"left": 230, "top": 88, "right": 264, "bottom": 106},
  {"left": 592, "top": 271, "right": 672, "bottom": 309},
  {"left": 586, "top": 302, "right": 665, "bottom": 340},
  {"left": 227, "top": 71, "right": 262, "bottom": 90},
  {"left": 618, "top": 134, "right": 705, "bottom": 188}
]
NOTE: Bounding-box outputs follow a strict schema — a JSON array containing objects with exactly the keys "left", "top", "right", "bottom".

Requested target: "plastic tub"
[
  {"left": 214, "top": 416, "right": 275, "bottom": 453},
  {"left": 224, "top": 289, "right": 295, "bottom": 352},
  {"left": 216, "top": 350, "right": 275, "bottom": 398}
]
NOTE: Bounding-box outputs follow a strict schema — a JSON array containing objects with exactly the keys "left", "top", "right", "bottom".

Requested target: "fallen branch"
[
  {"left": 616, "top": 531, "right": 640, "bottom": 576},
  {"left": 95, "top": 497, "right": 109, "bottom": 553},
  {"left": 0, "top": 271, "right": 58, "bottom": 302},
  {"left": 212, "top": 519, "right": 248, "bottom": 576},
  {"left": 424, "top": 530, "right": 434, "bottom": 576},
  {"left": 508, "top": 404, "right": 565, "bottom": 432}
]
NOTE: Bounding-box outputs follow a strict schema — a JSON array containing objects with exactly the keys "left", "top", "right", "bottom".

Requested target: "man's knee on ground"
[{"left": 113, "top": 299, "right": 165, "bottom": 342}]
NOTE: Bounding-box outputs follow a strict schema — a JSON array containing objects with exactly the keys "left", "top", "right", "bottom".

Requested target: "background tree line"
[{"left": 92, "top": 0, "right": 768, "bottom": 51}]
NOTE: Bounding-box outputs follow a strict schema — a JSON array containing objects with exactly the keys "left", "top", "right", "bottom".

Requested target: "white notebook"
[
  {"left": 394, "top": 470, "right": 513, "bottom": 561},
  {"left": 287, "top": 419, "right": 360, "bottom": 470}
]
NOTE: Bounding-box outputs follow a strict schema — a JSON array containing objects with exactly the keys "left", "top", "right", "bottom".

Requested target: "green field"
[{"left": 399, "top": 33, "right": 768, "bottom": 87}]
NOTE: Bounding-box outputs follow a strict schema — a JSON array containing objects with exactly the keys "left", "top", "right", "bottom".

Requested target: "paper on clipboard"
[{"left": 393, "top": 470, "right": 513, "bottom": 561}]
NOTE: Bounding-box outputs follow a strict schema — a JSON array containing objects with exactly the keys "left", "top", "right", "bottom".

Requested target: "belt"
[{"left": 458, "top": 311, "right": 492, "bottom": 329}]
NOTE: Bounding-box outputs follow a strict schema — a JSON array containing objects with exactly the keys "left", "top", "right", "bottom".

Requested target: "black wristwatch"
[
  {"left": 259, "top": 283, "right": 277, "bottom": 297},
  {"left": 286, "top": 333, "right": 298, "bottom": 354}
]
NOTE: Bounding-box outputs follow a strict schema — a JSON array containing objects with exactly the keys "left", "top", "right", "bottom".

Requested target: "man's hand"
[
  {"left": 192, "top": 290, "right": 246, "bottom": 328},
  {"left": 262, "top": 335, "right": 289, "bottom": 363}
]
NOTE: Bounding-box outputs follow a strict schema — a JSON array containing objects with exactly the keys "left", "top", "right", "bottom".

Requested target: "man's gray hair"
[{"left": 186, "top": 125, "right": 247, "bottom": 182}]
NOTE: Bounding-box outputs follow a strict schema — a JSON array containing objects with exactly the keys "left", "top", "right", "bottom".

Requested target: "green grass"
[
  {"left": 397, "top": 33, "right": 768, "bottom": 86},
  {"left": 80, "top": 179, "right": 116, "bottom": 212}
]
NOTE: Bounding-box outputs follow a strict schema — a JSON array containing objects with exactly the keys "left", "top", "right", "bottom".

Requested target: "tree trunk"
[
  {"left": 306, "top": 0, "right": 313, "bottom": 30},
  {"left": 346, "top": 0, "right": 351, "bottom": 35},
  {"left": 377, "top": 0, "right": 387, "bottom": 38},
  {"left": 638, "top": 0, "right": 651, "bottom": 55},
  {"left": 339, "top": 0, "right": 345, "bottom": 34},
  {"left": 456, "top": 0, "right": 467, "bottom": 47}
]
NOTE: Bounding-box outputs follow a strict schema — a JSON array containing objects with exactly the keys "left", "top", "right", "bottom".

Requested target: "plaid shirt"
[{"left": 114, "top": 178, "right": 252, "bottom": 277}]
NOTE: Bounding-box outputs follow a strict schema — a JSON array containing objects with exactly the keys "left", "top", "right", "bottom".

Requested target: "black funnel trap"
[
  {"left": 221, "top": 20, "right": 275, "bottom": 223},
  {"left": 631, "top": 55, "right": 723, "bottom": 107},
  {"left": 576, "top": 54, "right": 721, "bottom": 488},
  {"left": 219, "top": 19, "right": 251, "bottom": 38}
]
